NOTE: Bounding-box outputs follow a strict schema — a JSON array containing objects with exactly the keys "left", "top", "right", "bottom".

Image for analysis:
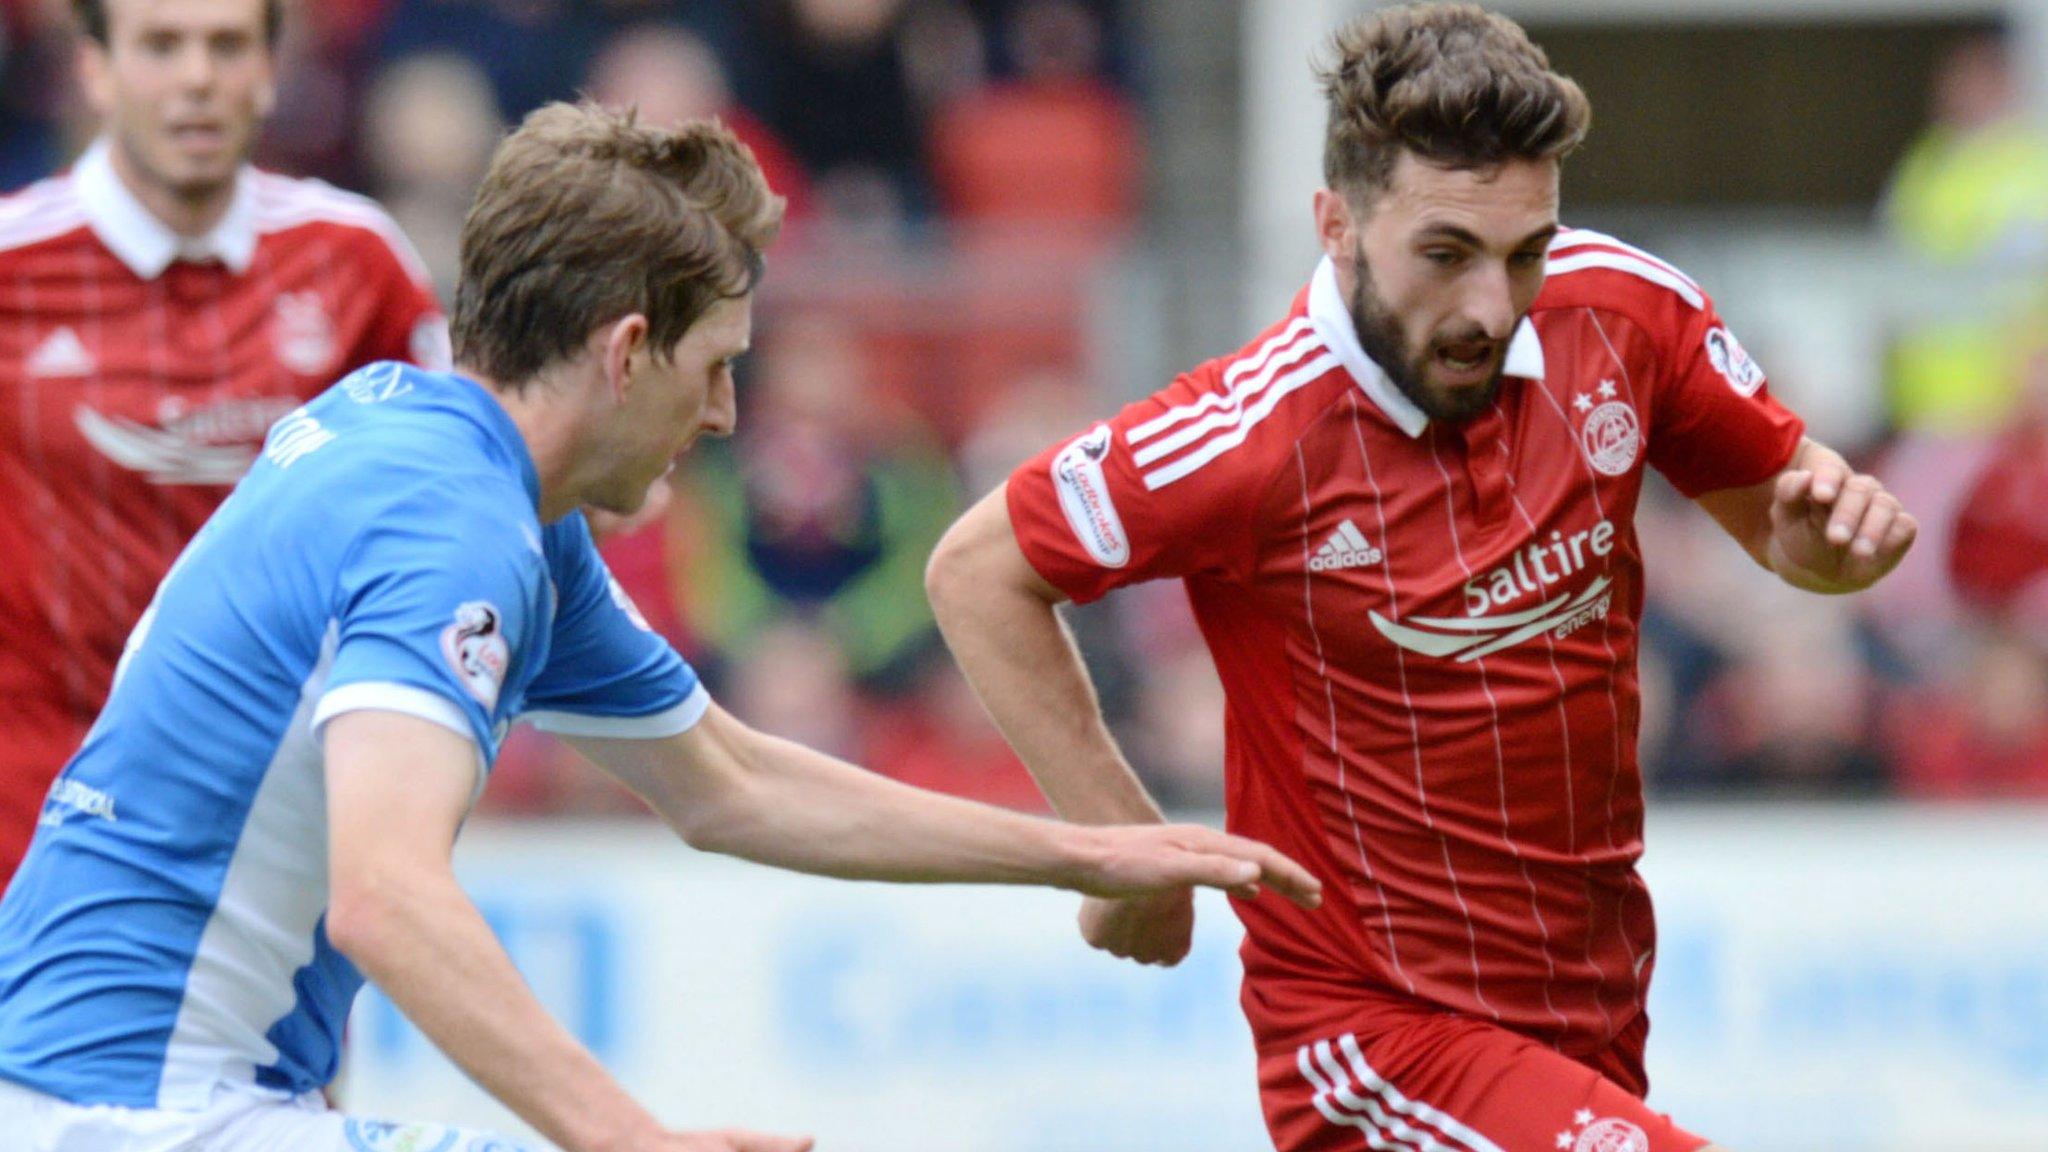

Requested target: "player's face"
[
  {"left": 79, "top": 0, "right": 275, "bottom": 210},
  {"left": 1339, "top": 153, "right": 1559, "bottom": 423},
  {"left": 596, "top": 294, "right": 751, "bottom": 515}
]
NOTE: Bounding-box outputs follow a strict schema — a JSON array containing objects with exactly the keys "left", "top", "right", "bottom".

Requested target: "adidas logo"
[
  {"left": 28, "top": 326, "right": 94, "bottom": 377},
  {"left": 1309, "top": 519, "right": 1383, "bottom": 572}
]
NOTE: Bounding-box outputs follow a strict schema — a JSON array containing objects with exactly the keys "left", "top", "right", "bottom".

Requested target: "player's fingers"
[
  {"left": 1848, "top": 494, "right": 1897, "bottom": 559},
  {"left": 1824, "top": 475, "right": 1878, "bottom": 548},
  {"left": 722, "top": 1130, "right": 814, "bottom": 1152},
  {"left": 1772, "top": 469, "right": 1814, "bottom": 526},
  {"left": 1883, "top": 510, "right": 1919, "bottom": 559},
  {"left": 1191, "top": 829, "right": 1324, "bottom": 906},
  {"left": 1176, "top": 852, "right": 1262, "bottom": 892},
  {"left": 1807, "top": 457, "right": 1852, "bottom": 504},
  {"left": 1257, "top": 847, "right": 1322, "bottom": 907}
]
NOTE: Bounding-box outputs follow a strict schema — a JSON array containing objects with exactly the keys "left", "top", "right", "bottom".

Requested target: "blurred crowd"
[
  {"left": 3, "top": 1, "right": 2045, "bottom": 810},
  {"left": 1632, "top": 31, "right": 2048, "bottom": 801}
]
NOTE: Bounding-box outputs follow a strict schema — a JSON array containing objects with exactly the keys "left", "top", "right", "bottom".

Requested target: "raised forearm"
[{"left": 925, "top": 489, "right": 1164, "bottom": 825}]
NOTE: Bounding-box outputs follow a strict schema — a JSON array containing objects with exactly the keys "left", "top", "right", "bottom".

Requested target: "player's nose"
[
  {"left": 171, "top": 41, "right": 218, "bottom": 91},
  {"left": 1462, "top": 263, "right": 1519, "bottom": 341},
  {"left": 699, "top": 373, "right": 737, "bottom": 439}
]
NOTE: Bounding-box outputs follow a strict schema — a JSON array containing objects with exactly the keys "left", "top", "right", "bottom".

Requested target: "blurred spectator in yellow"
[
  {"left": 669, "top": 312, "right": 961, "bottom": 689},
  {"left": 1880, "top": 31, "right": 2048, "bottom": 432},
  {"left": 585, "top": 20, "right": 815, "bottom": 227}
]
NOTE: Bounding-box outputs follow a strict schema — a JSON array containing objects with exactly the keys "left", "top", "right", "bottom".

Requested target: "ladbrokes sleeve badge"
[
  {"left": 1704, "top": 325, "right": 1765, "bottom": 397},
  {"left": 1051, "top": 424, "right": 1129, "bottom": 567},
  {"left": 440, "top": 601, "right": 509, "bottom": 709}
]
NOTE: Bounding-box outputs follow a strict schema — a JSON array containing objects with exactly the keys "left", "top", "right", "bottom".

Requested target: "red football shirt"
[
  {"left": 0, "top": 142, "right": 446, "bottom": 885},
  {"left": 1008, "top": 230, "right": 1802, "bottom": 1058}
]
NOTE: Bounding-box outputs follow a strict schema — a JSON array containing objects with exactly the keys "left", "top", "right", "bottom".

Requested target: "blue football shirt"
[{"left": 0, "top": 362, "right": 703, "bottom": 1108}]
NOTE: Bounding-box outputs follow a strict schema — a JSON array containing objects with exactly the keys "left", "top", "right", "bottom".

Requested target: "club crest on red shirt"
[
  {"left": 1557, "top": 1112, "right": 1649, "bottom": 1152},
  {"left": 1574, "top": 380, "right": 1640, "bottom": 477},
  {"left": 273, "top": 290, "right": 337, "bottom": 376}
]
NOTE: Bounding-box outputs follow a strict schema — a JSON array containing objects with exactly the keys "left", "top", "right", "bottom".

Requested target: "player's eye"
[
  {"left": 1423, "top": 249, "right": 1465, "bottom": 268},
  {"left": 1509, "top": 249, "right": 1547, "bottom": 269},
  {"left": 209, "top": 30, "right": 256, "bottom": 58}
]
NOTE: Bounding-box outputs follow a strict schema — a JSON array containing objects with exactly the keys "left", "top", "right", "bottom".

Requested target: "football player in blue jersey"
[{"left": 0, "top": 102, "right": 1322, "bottom": 1152}]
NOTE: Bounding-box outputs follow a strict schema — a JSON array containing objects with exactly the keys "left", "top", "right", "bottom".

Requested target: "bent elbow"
[
  {"left": 324, "top": 860, "right": 431, "bottom": 969},
  {"left": 324, "top": 880, "right": 392, "bottom": 967},
  {"left": 924, "top": 526, "right": 972, "bottom": 619},
  {"left": 670, "top": 802, "right": 725, "bottom": 853},
  {"left": 657, "top": 710, "right": 764, "bottom": 857}
]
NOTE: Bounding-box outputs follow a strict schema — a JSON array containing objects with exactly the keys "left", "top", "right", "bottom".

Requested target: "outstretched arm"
[
  {"left": 325, "top": 710, "right": 810, "bottom": 1152},
  {"left": 1694, "top": 437, "right": 1917, "bottom": 594},
  {"left": 565, "top": 698, "right": 1318, "bottom": 905}
]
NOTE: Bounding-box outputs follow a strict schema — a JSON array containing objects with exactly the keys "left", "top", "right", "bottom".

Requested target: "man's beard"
[{"left": 1348, "top": 245, "right": 1506, "bottom": 425}]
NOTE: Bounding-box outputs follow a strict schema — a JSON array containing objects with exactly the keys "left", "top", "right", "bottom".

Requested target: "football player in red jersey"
[
  {"left": 0, "top": 0, "right": 446, "bottom": 890},
  {"left": 927, "top": 5, "right": 1914, "bottom": 1151}
]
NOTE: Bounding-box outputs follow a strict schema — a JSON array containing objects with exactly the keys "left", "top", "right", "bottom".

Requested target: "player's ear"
[
  {"left": 1313, "top": 187, "right": 1356, "bottom": 263},
  {"left": 598, "top": 314, "right": 650, "bottom": 403},
  {"left": 76, "top": 39, "right": 115, "bottom": 119},
  {"left": 252, "top": 37, "right": 280, "bottom": 117}
]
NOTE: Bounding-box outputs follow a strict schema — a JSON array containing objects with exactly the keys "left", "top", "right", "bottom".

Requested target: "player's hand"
[
  {"left": 1069, "top": 823, "right": 1322, "bottom": 905},
  {"left": 1767, "top": 462, "right": 1916, "bottom": 591},
  {"left": 650, "top": 1128, "right": 813, "bottom": 1152},
  {"left": 1079, "top": 889, "right": 1197, "bottom": 966}
]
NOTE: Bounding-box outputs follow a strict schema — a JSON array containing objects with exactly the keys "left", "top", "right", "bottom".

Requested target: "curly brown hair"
[
  {"left": 1318, "top": 3, "right": 1590, "bottom": 203},
  {"left": 452, "top": 102, "right": 785, "bottom": 388}
]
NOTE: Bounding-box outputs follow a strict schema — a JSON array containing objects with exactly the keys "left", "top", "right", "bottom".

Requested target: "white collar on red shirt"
[
  {"left": 1306, "top": 254, "right": 1545, "bottom": 438},
  {"left": 74, "top": 138, "right": 259, "bottom": 278}
]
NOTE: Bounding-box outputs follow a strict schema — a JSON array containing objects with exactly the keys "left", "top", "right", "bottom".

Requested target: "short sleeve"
[
  {"left": 520, "top": 513, "right": 705, "bottom": 738},
  {"left": 1645, "top": 294, "right": 1804, "bottom": 498},
  {"left": 1006, "top": 366, "right": 1287, "bottom": 604},
  {"left": 312, "top": 488, "right": 545, "bottom": 759}
]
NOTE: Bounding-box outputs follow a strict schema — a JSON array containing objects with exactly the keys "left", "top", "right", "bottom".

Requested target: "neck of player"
[{"left": 470, "top": 367, "right": 588, "bottom": 523}]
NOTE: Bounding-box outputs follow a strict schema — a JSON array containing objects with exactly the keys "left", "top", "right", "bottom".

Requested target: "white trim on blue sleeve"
[
  {"left": 522, "top": 683, "right": 710, "bottom": 739},
  {"left": 312, "top": 681, "right": 476, "bottom": 743}
]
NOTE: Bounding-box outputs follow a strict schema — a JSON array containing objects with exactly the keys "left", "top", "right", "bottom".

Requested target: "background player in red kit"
[
  {"left": 0, "top": 0, "right": 444, "bottom": 888},
  {"left": 926, "top": 5, "right": 1916, "bottom": 1151}
]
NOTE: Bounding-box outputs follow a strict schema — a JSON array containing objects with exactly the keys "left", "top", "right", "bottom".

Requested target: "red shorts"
[{"left": 1249, "top": 982, "right": 1708, "bottom": 1152}]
